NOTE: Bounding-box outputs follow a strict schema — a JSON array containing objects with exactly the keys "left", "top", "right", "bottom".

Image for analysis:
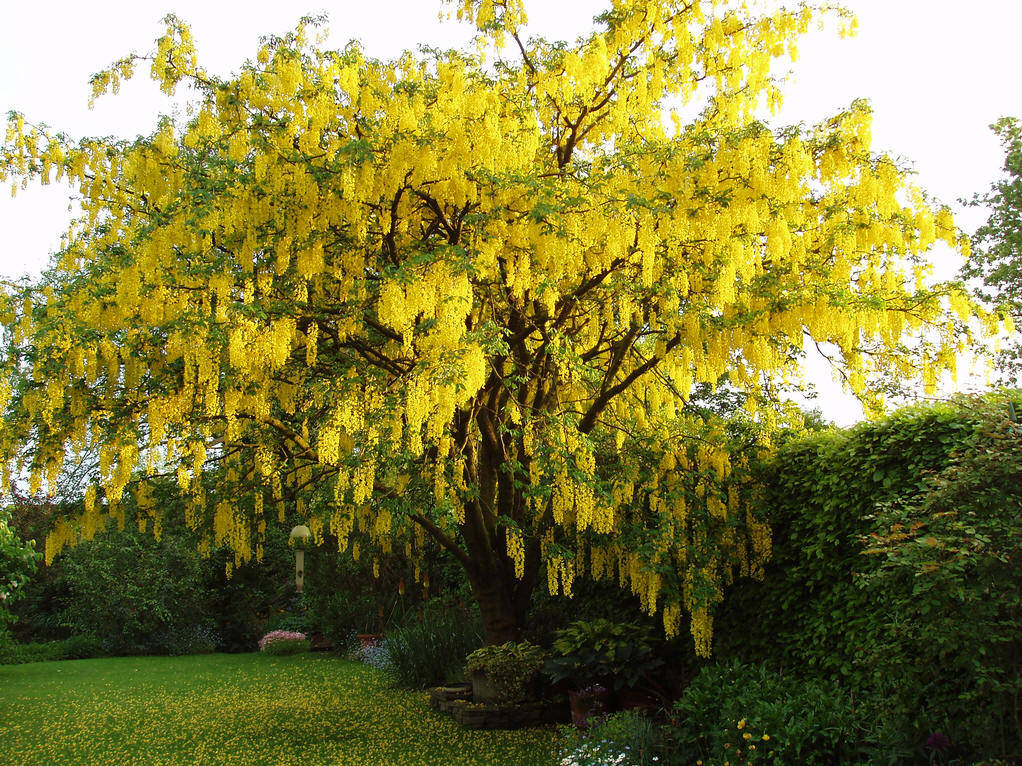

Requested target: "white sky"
[{"left": 1, "top": 0, "right": 1019, "bottom": 424}]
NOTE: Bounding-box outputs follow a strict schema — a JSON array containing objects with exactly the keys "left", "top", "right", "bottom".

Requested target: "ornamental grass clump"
[
  {"left": 258, "top": 630, "right": 309, "bottom": 655},
  {"left": 384, "top": 603, "right": 483, "bottom": 689}
]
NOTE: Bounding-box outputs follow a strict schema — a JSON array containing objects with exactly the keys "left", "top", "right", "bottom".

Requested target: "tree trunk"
[
  {"left": 451, "top": 401, "right": 542, "bottom": 645},
  {"left": 470, "top": 565, "right": 527, "bottom": 645}
]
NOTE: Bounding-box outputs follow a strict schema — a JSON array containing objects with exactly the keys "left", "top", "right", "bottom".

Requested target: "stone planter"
[
  {"left": 430, "top": 685, "right": 570, "bottom": 730},
  {"left": 469, "top": 669, "right": 502, "bottom": 704}
]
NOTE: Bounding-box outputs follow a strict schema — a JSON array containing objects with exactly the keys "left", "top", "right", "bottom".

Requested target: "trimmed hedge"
[{"left": 714, "top": 391, "right": 1022, "bottom": 762}]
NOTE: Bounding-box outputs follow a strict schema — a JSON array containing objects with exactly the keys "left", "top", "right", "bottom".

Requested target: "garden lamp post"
[{"left": 289, "top": 525, "right": 311, "bottom": 593}]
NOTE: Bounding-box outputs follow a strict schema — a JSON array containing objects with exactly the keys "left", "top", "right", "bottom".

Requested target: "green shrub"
[
  {"left": 383, "top": 602, "right": 483, "bottom": 688},
  {"left": 261, "top": 638, "right": 310, "bottom": 656},
  {"left": 10, "top": 479, "right": 296, "bottom": 656},
  {"left": 0, "top": 638, "right": 67, "bottom": 665},
  {"left": 714, "top": 399, "right": 978, "bottom": 681},
  {"left": 0, "top": 634, "right": 106, "bottom": 665},
  {"left": 154, "top": 622, "right": 221, "bottom": 656},
  {"left": 53, "top": 527, "right": 213, "bottom": 656},
  {"left": 667, "top": 661, "right": 866, "bottom": 765},
  {"left": 544, "top": 619, "right": 664, "bottom": 692},
  {"left": 465, "top": 641, "right": 546, "bottom": 704},
  {"left": 59, "top": 634, "right": 107, "bottom": 659},
  {"left": 301, "top": 553, "right": 405, "bottom": 645},
  {"left": 0, "top": 506, "right": 39, "bottom": 637},
  {"left": 266, "top": 612, "right": 310, "bottom": 635},
  {"left": 856, "top": 400, "right": 1022, "bottom": 761},
  {"left": 712, "top": 392, "right": 1022, "bottom": 762}
]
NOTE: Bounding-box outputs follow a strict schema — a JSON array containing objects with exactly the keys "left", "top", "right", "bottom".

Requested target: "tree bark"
[{"left": 469, "top": 568, "right": 525, "bottom": 645}]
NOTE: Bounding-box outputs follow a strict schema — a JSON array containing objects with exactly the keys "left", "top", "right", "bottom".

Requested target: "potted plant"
[
  {"left": 543, "top": 619, "right": 665, "bottom": 724},
  {"left": 464, "top": 641, "right": 547, "bottom": 705}
]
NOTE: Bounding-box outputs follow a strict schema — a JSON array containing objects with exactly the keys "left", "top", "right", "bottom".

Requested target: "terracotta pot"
[{"left": 357, "top": 633, "right": 383, "bottom": 648}]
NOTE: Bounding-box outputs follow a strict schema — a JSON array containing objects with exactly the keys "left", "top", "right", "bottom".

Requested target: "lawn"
[{"left": 0, "top": 652, "right": 560, "bottom": 765}]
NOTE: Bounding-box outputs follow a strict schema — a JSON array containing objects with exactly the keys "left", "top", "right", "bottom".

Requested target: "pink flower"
[{"left": 258, "top": 630, "right": 307, "bottom": 651}]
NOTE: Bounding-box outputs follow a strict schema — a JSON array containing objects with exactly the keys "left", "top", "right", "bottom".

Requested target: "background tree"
[
  {"left": 964, "top": 116, "right": 1022, "bottom": 381},
  {"left": 0, "top": 507, "right": 39, "bottom": 637},
  {"left": 0, "top": 0, "right": 996, "bottom": 649}
]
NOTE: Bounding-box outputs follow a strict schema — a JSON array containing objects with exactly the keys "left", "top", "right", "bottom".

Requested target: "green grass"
[{"left": 0, "top": 653, "right": 559, "bottom": 765}]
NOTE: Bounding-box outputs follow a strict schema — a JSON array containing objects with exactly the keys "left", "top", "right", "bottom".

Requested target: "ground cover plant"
[
  {"left": 382, "top": 601, "right": 484, "bottom": 688},
  {"left": 0, "top": 652, "right": 558, "bottom": 765}
]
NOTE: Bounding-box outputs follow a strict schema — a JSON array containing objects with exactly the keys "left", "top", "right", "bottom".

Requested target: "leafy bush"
[
  {"left": 10, "top": 477, "right": 297, "bottom": 656},
  {"left": 301, "top": 552, "right": 405, "bottom": 644},
  {"left": 261, "top": 638, "right": 310, "bottom": 656},
  {"left": 856, "top": 400, "right": 1022, "bottom": 761},
  {"left": 383, "top": 602, "right": 483, "bottom": 688},
  {"left": 52, "top": 526, "right": 214, "bottom": 656},
  {"left": 465, "top": 641, "right": 547, "bottom": 703},
  {"left": 667, "top": 661, "right": 865, "bottom": 765},
  {"left": 60, "top": 633, "right": 107, "bottom": 659},
  {"left": 545, "top": 619, "right": 664, "bottom": 692},
  {"left": 154, "top": 622, "right": 221, "bottom": 656},
  {"left": 0, "top": 637, "right": 67, "bottom": 665},
  {"left": 0, "top": 506, "right": 39, "bottom": 637},
  {"left": 0, "top": 634, "right": 106, "bottom": 665},
  {"left": 265, "top": 612, "right": 310, "bottom": 635},
  {"left": 714, "top": 399, "right": 979, "bottom": 681},
  {"left": 712, "top": 392, "right": 1022, "bottom": 762}
]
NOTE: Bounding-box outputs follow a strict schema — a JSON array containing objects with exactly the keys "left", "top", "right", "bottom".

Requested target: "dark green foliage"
[
  {"left": 714, "top": 398, "right": 981, "bottom": 680},
  {"left": 544, "top": 619, "right": 664, "bottom": 692},
  {"left": 203, "top": 522, "right": 294, "bottom": 653},
  {"left": 300, "top": 552, "right": 404, "bottom": 644},
  {"left": 524, "top": 577, "right": 652, "bottom": 648},
  {"left": 261, "top": 638, "right": 310, "bottom": 656},
  {"left": 713, "top": 392, "right": 1022, "bottom": 762},
  {"left": 11, "top": 484, "right": 295, "bottom": 655},
  {"left": 857, "top": 400, "right": 1022, "bottom": 761},
  {"left": 0, "top": 506, "right": 39, "bottom": 637},
  {"left": 0, "top": 634, "right": 105, "bottom": 665},
  {"left": 465, "top": 641, "right": 547, "bottom": 703},
  {"left": 299, "top": 535, "right": 463, "bottom": 647},
  {"left": 382, "top": 601, "right": 484, "bottom": 688},
  {"left": 53, "top": 526, "right": 212, "bottom": 656},
  {"left": 265, "top": 612, "right": 310, "bottom": 635},
  {"left": 667, "top": 661, "right": 866, "bottom": 765}
]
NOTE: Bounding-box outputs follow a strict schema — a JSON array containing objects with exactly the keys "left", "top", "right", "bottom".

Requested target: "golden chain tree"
[{"left": 0, "top": 0, "right": 999, "bottom": 649}]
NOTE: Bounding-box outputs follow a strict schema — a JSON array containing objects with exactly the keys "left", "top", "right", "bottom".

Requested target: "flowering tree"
[{"left": 0, "top": 0, "right": 996, "bottom": 650}]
